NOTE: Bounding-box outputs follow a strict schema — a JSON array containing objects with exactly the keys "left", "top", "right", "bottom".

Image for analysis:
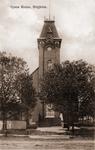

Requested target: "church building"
[{"left": 31, "top": 19, "right": 62, "bottom": 126}]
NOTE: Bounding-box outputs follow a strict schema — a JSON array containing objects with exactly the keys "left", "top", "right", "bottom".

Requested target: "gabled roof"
[
  {"left": 31, "top": 67, "right": 39, "bottom": 76},
  {"left": 40, "top": 20, "right": 59, "bottom": 39}
]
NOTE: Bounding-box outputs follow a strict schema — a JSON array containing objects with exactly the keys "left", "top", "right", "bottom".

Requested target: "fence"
[{"left": 0, "top": 121, "right": 26, "bottom": 130}]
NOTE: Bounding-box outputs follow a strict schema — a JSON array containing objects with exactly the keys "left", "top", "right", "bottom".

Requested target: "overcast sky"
[{"left": 0, "top": 0, "right": 95, "bottom": 72}]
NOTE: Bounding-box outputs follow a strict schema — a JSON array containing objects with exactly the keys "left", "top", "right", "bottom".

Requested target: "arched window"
[{"left": 47, "top": 47, "right": 52, "bottom": 51}]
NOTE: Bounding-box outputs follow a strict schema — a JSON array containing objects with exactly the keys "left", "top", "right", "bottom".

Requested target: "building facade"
[{"left": 32, "top": 19, "right": 62, "bottom": 125}]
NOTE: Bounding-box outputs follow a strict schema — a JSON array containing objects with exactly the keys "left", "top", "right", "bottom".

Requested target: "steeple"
[
  {"left": 49, "top": 0, "right": 51, "bottom": 20},
  {"left": 37, "top": 19, "right": 62, "bottom": 80},
  {"left": 32, "top": 1, "right": 62, "bottom": 122},
  {"left": 40, "top": 20, "right": 60, "bottom": 39}
]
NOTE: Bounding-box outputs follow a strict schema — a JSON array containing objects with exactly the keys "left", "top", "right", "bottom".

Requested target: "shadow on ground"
[
  {"left": 0, "top": 126, "right": 95, "bottom": 140},
  {"left": 63, "top": 127, "right": 95, "bottom": 139}
]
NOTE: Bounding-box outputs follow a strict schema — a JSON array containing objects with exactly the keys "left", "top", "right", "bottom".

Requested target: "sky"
[{"left": 0, "top": 0, "right": 95, "bottom": 72}]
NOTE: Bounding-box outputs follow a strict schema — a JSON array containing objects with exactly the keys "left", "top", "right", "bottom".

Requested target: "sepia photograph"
[{"left": 0, "top": 0, "right": 95, "bottom": 149}]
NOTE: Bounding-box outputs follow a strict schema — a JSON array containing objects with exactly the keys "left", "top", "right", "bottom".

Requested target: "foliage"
[
  {"left": 0, "top": 52, "right": 36, "bottom": 130},
  {"left": 0, "top": 53, "right": 27, "bottom": 111},
  {"left": 16, "top": 73, "right": 37, "bottom": 127},
  {"left": 40, "top": 60, "right": 95, "bottom": 128}
]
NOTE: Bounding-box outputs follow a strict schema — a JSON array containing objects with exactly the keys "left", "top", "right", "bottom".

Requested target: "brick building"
[{"left": 32, "top": 19, "right": 62, "bottom": 126}]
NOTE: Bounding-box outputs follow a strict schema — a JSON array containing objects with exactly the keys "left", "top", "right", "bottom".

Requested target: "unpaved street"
[{"left": 0, "top": 136, "right": 94, "bottom": 150}]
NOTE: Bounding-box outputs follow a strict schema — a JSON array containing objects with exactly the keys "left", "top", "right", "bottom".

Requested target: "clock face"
[{"left": 47, "top": 47, "right": 52, "bottom": 51}]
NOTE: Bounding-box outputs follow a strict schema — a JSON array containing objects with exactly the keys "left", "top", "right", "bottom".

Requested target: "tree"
[
  {"left": 0, "top": 52, "right": 28, "bottom": 132},
  {"left": 79, "top": 65, "right": 95, "bottom": 120},
  {"left": 16, "top": 73, "right": 37, "bottom": 128},
  {"left": 40, "top": 60, "right": 95, "bottom": 130}
]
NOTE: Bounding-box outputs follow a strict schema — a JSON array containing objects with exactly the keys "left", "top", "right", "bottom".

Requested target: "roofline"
[
  {"left": 37, "top": 38, "right": 62, "bottom": 40},
  {"left": 31, "top": 67, "right": 39, "bottom": 75},
  {"left": 44, "top": 20, "right": 55, "bottom": 23}
]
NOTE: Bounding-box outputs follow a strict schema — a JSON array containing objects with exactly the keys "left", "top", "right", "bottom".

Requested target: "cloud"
[
  {"left": 0, "top": 0, "right": 40, "bottom": 72},
  {"left": 54, "top": 0, "right": 95, "bottom": 64},
  {"left": 0, "top": 0, "right": 95, "bottom": 73}
]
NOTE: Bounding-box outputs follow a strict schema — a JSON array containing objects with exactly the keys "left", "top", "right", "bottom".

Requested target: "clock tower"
[
  {"left": 38, "top": 20, "right": 62, "bottom": 81},
  {"left": 32, "top": 19, "right": 62, "bottom": 123}
]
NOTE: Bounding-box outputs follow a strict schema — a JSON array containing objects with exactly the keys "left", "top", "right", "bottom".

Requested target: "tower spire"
[{"left": 49, "top": 0, "right": 51, "bottom": 20}]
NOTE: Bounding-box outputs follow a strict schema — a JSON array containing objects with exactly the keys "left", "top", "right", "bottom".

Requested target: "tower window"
[
  {"left": 55, "top": 41, "right": 59, "bottom": 48},
  {"left": 47, "top": 60, "right": 53, "bottom": 70},
  {"left": 47, "top": 47, "right": 52, "bottom": 51}
]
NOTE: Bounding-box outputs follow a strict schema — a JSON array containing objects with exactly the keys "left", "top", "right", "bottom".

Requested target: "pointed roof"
[{"left": 40, "top": 20, "right": 60, "bottom": 39}]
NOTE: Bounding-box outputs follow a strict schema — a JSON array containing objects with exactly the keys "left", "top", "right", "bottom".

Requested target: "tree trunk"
[
  {"left": 71, "top": 124, "right": 74, "bottom": 134},
  {"left": 42, "top": 101, "right": 45, "bottom": 120},
  {"left": 2, "top": 111, "right": 7, "bottom": 136},
  {"left": 26, "top": 109, "right": 30, "bottom": 129},
  {"left": 82, "top": 116, "right": 84, "bottom": 124},
  {"left": 67, "top": 125, "right": 70, "bottom": 131}
]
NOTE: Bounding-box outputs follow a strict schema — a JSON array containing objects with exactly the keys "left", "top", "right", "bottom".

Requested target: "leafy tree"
[
  {"left": 0, "top": 52, "right": 28, "bottom": 132},
  {"left": 79, "top": 65, "right": 95, "bottom": 120},
  {"left": 16, "top": 73, "right": 36, "bottom": 128},
  {"left": 40, "top": 60, "right": 95, "bottom": 130}
]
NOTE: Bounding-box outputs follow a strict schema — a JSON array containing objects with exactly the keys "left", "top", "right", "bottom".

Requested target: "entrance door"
[{"left": 46, "top": 104, "right": 55, "bottom": 118}]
